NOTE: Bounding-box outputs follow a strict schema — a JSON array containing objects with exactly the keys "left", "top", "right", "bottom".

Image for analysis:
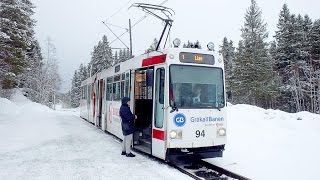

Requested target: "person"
[
  {"left": 192, "top": 85, "right": 201, "bottom": 103},
  {"left": 119, "top": 97, "right": 137, "bottom": 157}
]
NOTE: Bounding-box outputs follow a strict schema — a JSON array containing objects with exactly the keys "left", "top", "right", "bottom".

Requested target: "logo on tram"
[{"left": 173, "top": 113, "right": 186, "bottom": 127}]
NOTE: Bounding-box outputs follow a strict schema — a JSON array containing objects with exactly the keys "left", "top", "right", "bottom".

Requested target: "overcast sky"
[{"left": 32, "top": 0, "right": 320, "bottom": 92}]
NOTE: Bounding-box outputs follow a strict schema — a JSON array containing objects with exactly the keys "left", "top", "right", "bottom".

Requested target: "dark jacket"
[{"left": 120, "top": 97, "right": 135, "bottom": 136}]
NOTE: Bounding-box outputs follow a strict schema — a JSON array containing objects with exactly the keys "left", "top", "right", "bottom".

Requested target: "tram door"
[
  {"left": 152, "top": 66, "right": 166, "bottom": 159},
  {"left": 97, "top": 79, "right": 103, "bottom": 128}
]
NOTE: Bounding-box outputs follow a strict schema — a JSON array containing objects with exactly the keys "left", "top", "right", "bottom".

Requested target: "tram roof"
[{"left": 82, "top": 48, "right": 222, "bottom": 84}]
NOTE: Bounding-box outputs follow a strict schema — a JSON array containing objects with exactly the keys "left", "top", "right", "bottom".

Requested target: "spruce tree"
[
  {"left": 309, "top": 19, "right": 320, "bottom": 113},
  {"left": 219, "top": 37, "right": 235, "bottom": 96},
  {"left": 100, "top": 35, "right": 113, "bottom": 68},
  {"left": 113, "top": 51, "right": 119, "bottom": 65},
  {"left": 78, "top": 63, "right": 88, "bottom": 82},
  {"left": 21, "top": 39, "right": 43, "bottom": 102},
  {"left": 275, "top": 6, "right": 313, "bottom": 112},
  {"left": 233, "top": 0, "right": 272, "bottom": 107},
  {"left": 274, "top": 4, "right": 296, "bottom": 112},
  {"left": 145, "top": 38, "right": 159, "bottom": 53},
  {"left": 0, "top": 0, "right": 36, "bottom": 89},
  {"left": 70, "top": 70, "right": 81, "bottom": 108},
  {"left": 89, "top": 35, "right": 113, "bottom": 74}
]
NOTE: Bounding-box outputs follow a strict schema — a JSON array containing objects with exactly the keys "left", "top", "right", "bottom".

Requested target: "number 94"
[{"left": 195, "top": 130, "right": 205, "bottom": 138}]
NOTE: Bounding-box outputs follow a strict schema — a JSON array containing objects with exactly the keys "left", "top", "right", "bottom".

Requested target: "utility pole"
[{"left": 129, "top": 19, "right": 133, "bottom": 57}]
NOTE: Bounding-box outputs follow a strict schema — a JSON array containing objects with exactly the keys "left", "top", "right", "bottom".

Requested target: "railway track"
[{"left": 170, "top": 158, "right": 251, "bottom": 180}]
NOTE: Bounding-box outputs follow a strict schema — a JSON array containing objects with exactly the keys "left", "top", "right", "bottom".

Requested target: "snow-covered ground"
[
  {"left": 207, "top": 104, "right": 320, "bottom": 180},
  {"left": 1, "top": 90, "right": 320, "bottom": 179},
  {"left": 0, "top": 90, "right": 190, "bottom": 180}
]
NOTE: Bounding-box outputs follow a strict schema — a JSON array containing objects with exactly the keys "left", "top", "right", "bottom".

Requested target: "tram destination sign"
[{"left": 179, "top": 52, "right": 215, "bottom": 65}]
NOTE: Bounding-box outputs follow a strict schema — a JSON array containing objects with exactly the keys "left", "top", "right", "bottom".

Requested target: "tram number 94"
[{"left": 195, "top": 130, "right": 205, "bottom": 138}]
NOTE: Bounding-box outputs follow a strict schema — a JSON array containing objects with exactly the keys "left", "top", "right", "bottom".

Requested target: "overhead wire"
[
  {"left": 109, "top": 0, "right": 168, "bottom": 46},
  {"left": 105, "top": 0, "right": 133, "bottom": 22}
]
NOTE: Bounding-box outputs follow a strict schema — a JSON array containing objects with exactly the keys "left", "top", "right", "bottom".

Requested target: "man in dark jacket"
[{"left": 119, "top": 97, "right": 136, "bottom": 157}]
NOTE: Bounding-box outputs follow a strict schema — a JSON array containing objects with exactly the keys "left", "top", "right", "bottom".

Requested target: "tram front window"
[{"left": 170, "top": 65, "right": 225, "bottom": 109}]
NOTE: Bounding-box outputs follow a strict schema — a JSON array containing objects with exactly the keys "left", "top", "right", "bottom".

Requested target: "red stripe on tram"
[
  {"left": 142, "top": 54, "right": 167, "bottom": 67},
  {"left": 152, "top": 129, "right": 165, "bottom": 141}
]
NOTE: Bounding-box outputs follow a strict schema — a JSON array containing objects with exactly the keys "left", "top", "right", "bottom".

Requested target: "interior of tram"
[{"left": 133, "top": 68, "right": 154, "bottom": 153}]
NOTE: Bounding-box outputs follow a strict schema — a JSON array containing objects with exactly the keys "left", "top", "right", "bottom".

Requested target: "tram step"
[{"left": 139, "top": 138, "right": 151, "bottom": 145}]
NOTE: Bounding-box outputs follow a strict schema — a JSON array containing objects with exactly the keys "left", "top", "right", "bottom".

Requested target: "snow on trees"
[
  {"left": 274, "top": 4, "right": 319, "bottom": 113},
  {"left": 70, "top": 70, "right": 81, "bottom": 108},
  {"left": 0, "top": 0, "right": 36, "bottom": 90},
  {"left": 219, "top": 37, "right": 235, "bottom": 96},
  {"left": 308, "top": 19, "right": 320, "bottom": 113},
  {"left": 89, "top": 35, "right": 113, "bottom": 75},
  {"left": 231, "top": 0, "right": 273, "bottom": 108}
]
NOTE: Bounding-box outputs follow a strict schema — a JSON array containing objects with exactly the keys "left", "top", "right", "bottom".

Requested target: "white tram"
[{"left": 80, "top": 46, "right": 227, "bottom": 161}]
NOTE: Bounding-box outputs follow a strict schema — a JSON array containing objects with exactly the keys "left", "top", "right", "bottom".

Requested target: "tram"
[{"left": 80, "top": 41, "right": 227, "bottom": 161}]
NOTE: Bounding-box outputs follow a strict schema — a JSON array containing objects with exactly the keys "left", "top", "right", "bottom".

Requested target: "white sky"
[{"left": 32, "top": 0, "right": 320, "bottom": 92}]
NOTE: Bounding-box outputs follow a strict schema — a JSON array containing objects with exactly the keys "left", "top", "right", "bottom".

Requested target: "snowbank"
[
  {"left": 0, "top": 89, "right": 65, "bottom": 153},
  {"left": 207, "top": 103, "right": 320, "bottom": 180},
  {"left": 0, "top": 97, "right": 19, "bottom": 117}
]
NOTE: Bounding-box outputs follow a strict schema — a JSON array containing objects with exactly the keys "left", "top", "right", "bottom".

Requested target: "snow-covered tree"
[
  {"left": 78, "top": 63, "right": 88, "bottom": 82},
  {"left": 219, "top": 37, "right": 235, "bottom": 95},
  {"left": 145, "top": 38, "right": 159, "bottom": 53},
  {"left": 232, "top": 0, "right": 273, "bottom": 107},
  {"left": 70, "top": 70, "right": 81, "bottom": 108},
  {"left": 308, "top": 19, "right": 320, "bottom": 113},
  {"left": 183, "top": 40, "right": 202, "bottom": 49},
  {"left": 38, "top": 38, "right": 61, "bottom": 108},
  {"left": 0, "top": 0, "right": 36, "bottom": 90},
  {"left": 20, "top": 38, "right": 43, "bottom": 102},
  {"left": 274, "top": 4, "right": 315, "bottom": 112},
  {"left": 113, "top": 51, "right": 119, "bottom": 65},
  {"left": 118, "top": 49, "right": 125, "bottom": 63},
  {"left": 89, "top": 35, "right": 113, "bottom": 75}
]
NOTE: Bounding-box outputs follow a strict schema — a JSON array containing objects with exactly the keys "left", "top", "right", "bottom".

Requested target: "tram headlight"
[
  {"left": 207, "top": 42, "right": 215, "bottom": 51},
  {"left": 170, "top": 130, "right": 177, "bottom": 139},
  {"left": 173, "top": 38, "right": 181, "bottom": 48},
  {"left": 217, "top": 128, "right": 226, "bottom": 136},
  {"left": 170, "top": 130, "right": 182, "bottom": 139}
]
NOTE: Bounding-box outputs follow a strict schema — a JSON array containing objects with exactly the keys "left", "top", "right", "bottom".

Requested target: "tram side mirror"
[{"left": 170, "top": 106, "right": 178, "bottom": 113}]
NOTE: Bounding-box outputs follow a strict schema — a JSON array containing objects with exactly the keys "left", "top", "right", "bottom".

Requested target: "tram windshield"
[{"left": 169, "top": 65, "right": 225, "bottom": 109}]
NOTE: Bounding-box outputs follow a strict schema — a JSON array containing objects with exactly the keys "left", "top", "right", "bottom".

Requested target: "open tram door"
[
  {"left": 132, "top": 68, "right": 154, "bottom": 154},
  {"left": 152, "top": 66, "right": 166, "bottom": 159}
]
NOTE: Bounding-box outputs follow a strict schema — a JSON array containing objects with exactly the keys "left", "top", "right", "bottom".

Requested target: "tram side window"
[
  {"left": 81, "top": 86, "right": 84, "bottom": 99},
  {"left": 120, "top": 73, "right": 125, "bottom": 99},
  {"left": 155, "top": 68, "right": 165, "bottom": 128},
  {"left": 82, "top": 86, "right": 85, "bottom": 99},
  {"left": 84, "top": 85, "right": 88, "bottom": 99},
  {"left": 134, "top": 69, "right": 153, "bottom": 100},
  {"left": 113, "top": 74, "right": 121, "bottom": 101},
  {"left": 159, "top": 69, "right": 165, "bottom": 104},
  {"left": 88, "top": 84, "right": 92, "bottom": 101},
  {"left": 84, "top": 85, "right": 87, "bottom": 99},
  {"left": 125, "top": 73, "right": 130, "bottom": 97},
  {"left": 106, "top": 77, "right": 113, "bottom": 101},
  {"left": 80, "top": 86, "right": 83, "bottom": 99}
]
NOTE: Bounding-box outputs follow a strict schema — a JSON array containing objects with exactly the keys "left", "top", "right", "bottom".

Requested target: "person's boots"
[
  {"left": 126, "top": 153, "right": 135, "bottom": 157},
  {"left": 121, "top": 151, "right": 126, "bottom": 155}
]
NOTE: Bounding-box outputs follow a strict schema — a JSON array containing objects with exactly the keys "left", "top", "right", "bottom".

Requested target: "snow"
[
  {"left": 0, "top": 90, "right": 190, "bottom": 180},
  {"left": 206, "top": 103, "right": 320, "bottom": 180},
  {"left": 1, "top": 90, "right": 320, "bottom": 179}
]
